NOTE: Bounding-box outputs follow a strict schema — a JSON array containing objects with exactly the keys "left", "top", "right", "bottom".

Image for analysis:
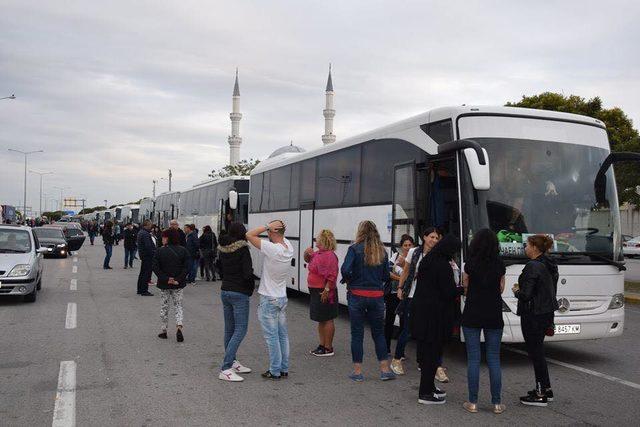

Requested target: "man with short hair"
[
  {"left": 246, "top": 220, "right": 294, "bottom": 379},
  {"left": 170, "top": 219, "right": 187, "bottom": 247},
  {"left": 136, "top": 219, "right": 156, "bottom": 296},
  {"left": 184, "top": 224, "right": 200, "bottom": 285},
  {"left": 123, "top": 223, "right": 137, "bottom": 269}
]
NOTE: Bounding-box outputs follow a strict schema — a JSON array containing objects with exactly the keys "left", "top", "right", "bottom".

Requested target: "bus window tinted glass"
[
  {"left": 361, "top": 139, "right": 423, "bottom": 204},
  {"left": 423, "top": 119, "right": 453, "bottom": 144},
  {"left": 300, "top": 159, "right": 316, "bottom": 202},
  {"left": 250, "top": 173, "right": 263, "bottom": 212},
  {"left": 290, "top": 163, "right": 300, "bottom": 209},
  {"left": 269, "top": 166, "right": 291, "bottom": 210},
  {"left": 317, "top": 146, "right": 361, "bottom": 207},
  {"left": 261, "top": 172, "right": 271, "bottom": 212}
]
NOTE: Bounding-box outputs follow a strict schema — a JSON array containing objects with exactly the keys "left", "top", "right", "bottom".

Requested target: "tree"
[
  {"left": 209, "top": 158, "right": 260, "bottom": 179},
  {"left": 42, "top": 211, "right": 65, "bottom": 221},
  {"left": 506, "top": 92, "right": 640, "bottom": 206}
]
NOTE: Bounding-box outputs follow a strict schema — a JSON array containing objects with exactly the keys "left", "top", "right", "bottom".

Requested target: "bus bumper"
[{"left": 501, "top": 308, "right": 625, "bottom": 343}]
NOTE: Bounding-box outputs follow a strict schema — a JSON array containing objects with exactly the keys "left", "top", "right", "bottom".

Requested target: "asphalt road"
[
  {"left": 624, "top": 258, "right": 640, "bottom": 282},
  {"left": 2, "top": 243, "right": 640, "bottom": 426}
]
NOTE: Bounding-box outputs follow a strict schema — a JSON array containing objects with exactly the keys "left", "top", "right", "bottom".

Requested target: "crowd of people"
[{"left": 97, "top": 217, "right": 559, "bottom": 412}]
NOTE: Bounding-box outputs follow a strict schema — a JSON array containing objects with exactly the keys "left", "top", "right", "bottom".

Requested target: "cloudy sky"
[{"left": 1, "top": 0, "right": 639, "bottom": 214}]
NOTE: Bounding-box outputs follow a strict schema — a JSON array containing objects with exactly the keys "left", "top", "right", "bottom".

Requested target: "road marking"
[
  {"left": 72, "top": 266, "right": 77, "bottom": 274},
  {"left": 69, "top": 279, "right": 77, "bottom": 291},
  {"left": 505, "top": 346, "right": 640, "bottom": 391},
  {"left": 65, "top": 303, "right": 77, "bottom": 329},
  {"left": 52, "top": 360, "right": 76, "bottom": 427}
]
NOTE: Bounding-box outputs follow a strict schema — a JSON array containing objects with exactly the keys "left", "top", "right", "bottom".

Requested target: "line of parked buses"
[{"left": 70, "top": 105, "right": 640, "bottom": 343}]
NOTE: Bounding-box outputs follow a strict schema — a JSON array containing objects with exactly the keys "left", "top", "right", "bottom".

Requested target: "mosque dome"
[{"left": 268, "top": 143, "right": 306, "bottom": 158}]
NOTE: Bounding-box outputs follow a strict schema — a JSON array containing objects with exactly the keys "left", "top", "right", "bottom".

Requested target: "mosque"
[{"left": 226, "top": 66, "right": 335, "bottom": 165}]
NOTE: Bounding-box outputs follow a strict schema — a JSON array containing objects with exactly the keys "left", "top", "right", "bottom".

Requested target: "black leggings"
[
  {"left": 521, "top": 313, "right": 554, "bottom": 390},
  {"left": 384, "top": 293, "right": 404, "bottom": 354},
  {"left": 417, "top": 339, "right": 444, "bottom": 396}
]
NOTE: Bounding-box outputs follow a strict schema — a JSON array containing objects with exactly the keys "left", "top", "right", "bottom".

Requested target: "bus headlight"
[
  {"left": 502, "top": 299, "right": 512, "bottom": 312},
  {"left": 608, "top": 293, "right": 625, "bottom": 310}
]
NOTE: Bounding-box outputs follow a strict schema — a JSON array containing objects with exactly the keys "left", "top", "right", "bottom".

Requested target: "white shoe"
[
  {"left": 232, "top": 360, "right": 252, "bottom": 374},
  {"left": 219, "top": 369, "right": 244, "bottom": 382}
]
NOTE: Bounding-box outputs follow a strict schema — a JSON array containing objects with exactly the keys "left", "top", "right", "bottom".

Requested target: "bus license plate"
[{"left": 555, "top": 324, "right": 580, "bottom": 334}]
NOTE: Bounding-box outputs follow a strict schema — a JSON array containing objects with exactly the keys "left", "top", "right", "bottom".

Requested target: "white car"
[
  {"left": 0, "top": 225, "right": 46, "bottom": 302},
  {"left": 623, "top": 236, "right": 640, "bottom": 258}
]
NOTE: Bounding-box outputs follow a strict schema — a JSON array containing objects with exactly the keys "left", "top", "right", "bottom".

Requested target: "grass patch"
[{"left": 625, "top": 281, "right": 640, "bottom": 293}]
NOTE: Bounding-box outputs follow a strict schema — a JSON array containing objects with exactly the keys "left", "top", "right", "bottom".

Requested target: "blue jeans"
[
  {"left": 187, "top": 258, "right": 198, "bottom": 282},
  {"left": 348, "top": 293, "right": 388, "bottom": 363},
  {"left": 258, "top": 295, "right": 290, "bottom": 376},
  {"left": 124, "top": 248, "right": 136, "bottom": 267},
  {"left": 103, "top": 244, "right": 112, "bottom": 268},
  {"left": 221, "top": 290, "right": 250, "bottom": 370},
  {"left": 394, "top": 299, "right": 411, "bottom": 359},
  {"left": 463, "top": 327, "right": 503, "bottom": 404}
]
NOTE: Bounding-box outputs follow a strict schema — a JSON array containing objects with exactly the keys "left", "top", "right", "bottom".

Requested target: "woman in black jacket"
[
  {"left": 513, "top": 234, "right": 559, "bottom": 407},
  {"left": 199, "top": 225, "right": 218, "bottom": 281},
  {"left": 410, "top": 234, "right": 461, "bottom": 405},
  {"left": 152, "top": 228, "right": 190, "bottom": 342},
  {"left": 101, "top": 221, "right": 115, "bottom": 269},
  {"left": 217, "top": 222, "right": 254, "bottom": 382}
]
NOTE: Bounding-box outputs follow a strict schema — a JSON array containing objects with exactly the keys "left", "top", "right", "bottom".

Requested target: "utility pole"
[
  {"left": 168, "top": 169, "right": 172, "bottom": 192},
  {"left": 153, "top": 180, "right": 157, "bottom": 198},
  {"left": 8, "top": 149, "right": 44, "bottom": 218},
  {"left": 29, "top": 170, "right": 53, "bottom": 217}
]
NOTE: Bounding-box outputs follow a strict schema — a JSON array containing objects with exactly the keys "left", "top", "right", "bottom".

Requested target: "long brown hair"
[{"left": 355, "top": 220, "right": 385, "bottom": 266}]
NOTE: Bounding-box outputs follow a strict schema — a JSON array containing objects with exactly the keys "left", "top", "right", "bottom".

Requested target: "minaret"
[
  {"left": 228, "top": 68, "right": 242, "bottom": 166},
  {"left": 322, "top": 64, "right": 336, "bottom": 145}
]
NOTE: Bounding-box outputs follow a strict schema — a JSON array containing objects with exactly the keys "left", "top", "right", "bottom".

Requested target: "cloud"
[{"left": 1, "top": 0, "right": 639, "bottom": 214}]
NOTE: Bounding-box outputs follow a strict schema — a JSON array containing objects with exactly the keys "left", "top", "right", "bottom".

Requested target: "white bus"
[
  {"left": 154, "top": 191, "right": 181, "bottom": 229},
  {"left": 177, "top": 176, "right": 249, "bottom": 235},
  {"left": 249, "top": 105, "right": 639, "bottom": 343},
  {"left": 139, "top": 197, "right": 155, "bottom": 223}
]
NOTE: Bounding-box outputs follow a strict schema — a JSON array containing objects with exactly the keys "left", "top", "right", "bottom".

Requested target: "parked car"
[
  {"left": 33, "top": 227, "right": 69, "bottom": 258},
  {"left": 0, "top": 225, "right": 45, "bottom": 302},
  {"left": 47, "top": 224, "right": 86, "bottom": 253},
  {"left": 623, "top": 236, "right": 640, "bottom": 258}
]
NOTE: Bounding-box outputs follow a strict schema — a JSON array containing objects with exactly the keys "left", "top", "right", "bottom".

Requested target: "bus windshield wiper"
[{"left": 553, "top": 252, "right": 626, "bottom": 271}]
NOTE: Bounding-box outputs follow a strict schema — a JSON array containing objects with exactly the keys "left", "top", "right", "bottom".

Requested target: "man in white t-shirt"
[{"left": 246, "top": 220, "right": 294, "bottom": 379}]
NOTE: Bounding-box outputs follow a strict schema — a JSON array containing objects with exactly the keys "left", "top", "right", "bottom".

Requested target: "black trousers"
[
  {"left": 137, "top": 258, "right": 153, "bottom": 294},
  {"left": 417, "top": 339, "right": 445, "bottom": 396},
  {"left": 384, "top": 293, "right": 404, "bottom": 354},
  {"left": 521, "top": 313, "right": 554, "bottom": 390}
]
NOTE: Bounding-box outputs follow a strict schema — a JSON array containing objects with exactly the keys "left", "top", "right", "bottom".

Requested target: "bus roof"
[{"left": 253, "top": 105, "right": 606, "bottom": 174}]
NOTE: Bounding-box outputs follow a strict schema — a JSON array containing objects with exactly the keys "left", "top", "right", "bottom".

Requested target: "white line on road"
[
  {"left": 69, "top": 279, "right": 77, "bottom": 291},
  {"left": 505, "top": 346, "right": 640, "bottom": 391},
  {"left": 72, "top": 266, "right": 77, "bottom": 273},
  {"left": 52, "top": 360, "right": 76, "bottom": 427},
  {"left": 65, "top": 303, "right": 77, "bottom": 329}
]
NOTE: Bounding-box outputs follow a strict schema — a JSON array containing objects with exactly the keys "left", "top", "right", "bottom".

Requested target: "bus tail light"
[
  {"left": 502, "top": 300, "right": 511, "bottom": 312},
  {"left": 608, "top": 293, "right": 625, "bottom": 310}
]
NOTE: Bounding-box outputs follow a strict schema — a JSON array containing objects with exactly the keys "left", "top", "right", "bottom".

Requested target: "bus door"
[
  {"left": 391, "top": 162, "right": 418, "bottom": 249},
  {"left": 298, "top": 201, "right": 315, "bottom": 293},
  {"left": 423, "top": 156, "right": 460, "bottom": 239}
]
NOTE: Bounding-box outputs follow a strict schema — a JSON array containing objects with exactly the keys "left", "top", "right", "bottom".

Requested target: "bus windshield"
[{"left": 461, "top": 138, "right": 622, "bottom": 261}]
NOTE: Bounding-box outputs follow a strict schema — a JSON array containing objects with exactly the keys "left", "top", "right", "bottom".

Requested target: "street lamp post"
[
  {"left": 29, "top": 170, "right": 53, "bottom": 217},
  {"left": 53, "top": 186, "right": 70, "bottom": 212},
  {"left": 152, "top": 177, "right": 165, "bottom": 198},
  {"left": 8, "top": 149, "right": 44, "bottom": 219}
]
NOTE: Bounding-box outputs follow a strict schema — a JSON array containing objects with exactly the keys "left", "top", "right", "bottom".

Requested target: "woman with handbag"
[
  {"left": 152, "top": 228, "right": 190, "bottom": 342},
  {"left": 304, "top": 229, "right": 339, "bottom": 357},
  {"left": 513, "top": 234, "right": 559, "bottom": 406},
  {"left": 217, "top": 222, "right": 254, "bottom": 382}
]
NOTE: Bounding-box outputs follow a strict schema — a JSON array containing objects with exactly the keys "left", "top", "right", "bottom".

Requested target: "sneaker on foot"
[
  {"left": 528, "top": 388, "right": 554, "bottom": 402},
  {"left": 261, "top": 370, "right": 281, "bottom": 380},
  {"left": 433, "top": 387, "right": 446, "bottom": 398},
  {"left": 390, "top": 359, "right": 405, "bottom": 375},
  {"left": 380, "top": 371, "right": 396, "bottom": 381},
  {"left": 348, "top": 372, "right": 364, "bottom": 382},
  {"left": 232, "top": 360, "right": 252, "bottom": 374},
  {"left": 493, "top": 404, "right": 506, "bottom": 414},
  {"left": 435, "top": 366, "right": 449, "bottom": 383},
  {"left": 176, "top": 329, "right": 184, "bottom": 342},
  {"left": 219, "top": 369, "right": 244, "bottom": 382},
  {"left": 311, "top": 346, "right": 334, "bottom": 357},
  {"left": 463, "top": 401, "right": 477, "bottom": 413},
  {"left": 520, "top": 393, "right": 548, "bottom": 407},
  {"left": 158, "top": 331, "right": 167, "bottom": 339},
  {"left": 418, "top": 394, "right": 446, "bottom": 405}
]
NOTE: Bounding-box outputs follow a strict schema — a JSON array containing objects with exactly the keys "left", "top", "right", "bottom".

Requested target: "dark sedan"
[{"left": 33, "top": 227, "right": 69, "bottom": 258}]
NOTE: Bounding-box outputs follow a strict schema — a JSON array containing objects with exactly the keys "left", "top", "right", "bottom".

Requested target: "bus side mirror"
[
  {"left": 594, "top": 151, "right": 640, "bottom": 206},
  {"left": 228, "top": 190, "right": 238, "bottom": 210},
  {"left": 463, "top": 147, "right": 490, "bottom": 191}
]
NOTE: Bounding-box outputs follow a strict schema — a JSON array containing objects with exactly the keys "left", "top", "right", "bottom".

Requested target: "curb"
[{"left": 625, "top": 293, "right": 640, "bottom": 304}]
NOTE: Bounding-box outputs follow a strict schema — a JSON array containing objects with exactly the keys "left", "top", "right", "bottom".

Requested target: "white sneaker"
[
  {"left": 232, "top": 360, "right": 252, "bottom": 374},
  {"left": 219, "top": 369, "right": 244, "bottom": 382}
]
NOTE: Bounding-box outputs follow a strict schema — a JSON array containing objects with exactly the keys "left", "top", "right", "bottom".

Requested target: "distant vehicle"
[
  {"left": 623, "top": 236, "right": 640, "bottom": 258},
  {"left": 53, "top": 221, "right": 83, "bottom": 230},
  {"left": 33, "top": 227, "right": 69, "bottom": 258},
  {"left": 47, "top": 224, "right": 86, "bottom": 252},
  {"left": 0, "top": 224, "right": 45, "bottom": 302}
]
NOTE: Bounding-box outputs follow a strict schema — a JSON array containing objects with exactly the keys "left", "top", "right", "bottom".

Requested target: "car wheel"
[
  {"left": 24, "top": 287, "right": 37, "bottom": 303},
  {"left": 36, "top": 279, "right": 42, "bottom": 291}
]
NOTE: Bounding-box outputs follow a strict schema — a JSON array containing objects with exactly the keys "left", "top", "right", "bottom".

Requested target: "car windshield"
[
  {"left": 34, "top": 228, "right": 65, "bottom": 239},
  {"left": 461, "top": 138, "right": 621, "bottom": 261},
  {"left": 0, "top": 229, "right": 32, "bottom": 253}
]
